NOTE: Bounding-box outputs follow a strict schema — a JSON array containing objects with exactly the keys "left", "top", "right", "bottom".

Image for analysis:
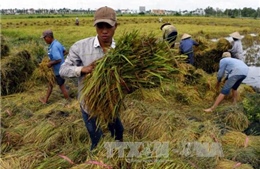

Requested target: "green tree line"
[{"left": 204, "top": 6, "right": 260, "bottom": 18}]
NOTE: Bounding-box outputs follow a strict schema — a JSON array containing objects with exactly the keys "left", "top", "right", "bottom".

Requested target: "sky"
[{"left": 1, "top": 0, "right": 259, "bottom": 11}]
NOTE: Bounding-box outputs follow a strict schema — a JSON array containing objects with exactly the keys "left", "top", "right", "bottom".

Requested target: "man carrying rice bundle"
[
  {"left": 39, "top": 30, "right": 70, "bottom": 104},
  {"left": 204, "top": 52, "right": 249, "bottom": 112},
  {"left": 60, "top": 6, "right": 124, "bottom": 150}
]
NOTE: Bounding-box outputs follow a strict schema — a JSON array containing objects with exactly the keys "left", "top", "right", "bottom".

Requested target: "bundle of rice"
[
  {"left": 1, "top": 50, "right": 36, "bottom": 95},
  {"left": 221, "top": 131, "right": 260, "bottom": 150},
  {"left": 81, "top": 30, "right": 182, "bottom": 124},
  {"left": 222, "top": 107, "right": 249, "bottom": 131},
  {"left": 30, "top": 56, "right": 55, "bottom": 85},
  {"left": 194, "top": 37, "right": 231, "bottom": 73},
  {"left": 216, "top": 159, "right": 254, "bottom": 169}
]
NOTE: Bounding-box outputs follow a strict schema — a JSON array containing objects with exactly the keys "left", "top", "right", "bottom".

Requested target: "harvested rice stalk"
[
  {"left": 223, "top": 107, "right": 249, "bottom": 131},
  {"left": 221, "top": 131, "right": 247, "bottom": 148},
  {"left": 216, "top": 159, "right": 254, "bottom": 169},
  {"left": 80, "top": 30, "right": 181, "bottom": 124},
  {"left": 31, "top": 56, "right": 55, "bottom": 85},
  {"left": 221, "top": 131, "right": 260, "bottom": 151},
  {"left": 216, "top": 38, "right": 232, "bottom": 51}
]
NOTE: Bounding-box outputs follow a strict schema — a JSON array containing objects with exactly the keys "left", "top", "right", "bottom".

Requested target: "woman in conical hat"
[
  {"left": 181, "top": 33, "right": 191, "bottom": 40},
  {"left": 179, "top": 33, "right": 199, "bottom": 65},
  {"left": 228, "top": 31, "right": 243, "bottom": 60},
  {"left": 229, "top": 31, "right": 242, "bottom": 40}
]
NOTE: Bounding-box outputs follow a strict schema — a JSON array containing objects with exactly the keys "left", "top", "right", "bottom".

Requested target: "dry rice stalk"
[
  {"left": 140, "top": 88, "right": 166, "bottom": 102},
  {"left": 31, "top": 56, "right": 55, "bottom": 85},
  {"left": 221, "top": 131, "right": 260, "bottom": 150},
  {"left": 216, "top": 159, "right": 253, "bottom": 169},
  {"left": 221, "top": 131, "right": 247, "bottom": 148},
  {"left": 223, "top": 110, "right": 249, "bottom": 132},
  {"left": 80, "top": 30, "right": 181, "bottom": 125}
]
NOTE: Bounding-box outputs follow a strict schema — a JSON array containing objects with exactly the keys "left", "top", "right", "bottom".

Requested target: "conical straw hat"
[
  {"left": 229, "top": 32, "right": 242, "bottom": 39},
  {"left": 181, "top": 33, "right": 191, "bottom": 40}
]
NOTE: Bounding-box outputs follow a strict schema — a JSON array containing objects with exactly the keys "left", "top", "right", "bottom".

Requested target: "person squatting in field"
[
  {"left": 204, "top": 52, "right": 249, "bottom": 112},
  {"left": 59, "top": 6, "right": 124, "bottom": 150},
  {"left": 39, "top": 30, "right": 70, "bottom": 104}
]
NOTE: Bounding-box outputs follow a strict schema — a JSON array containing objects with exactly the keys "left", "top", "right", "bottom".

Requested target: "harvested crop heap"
[
  {"left": 1, "top": 50, "right": 36, "bottom": 95},
  {"left": 194, "top": 37, "right": 231, "bottom": 73}
]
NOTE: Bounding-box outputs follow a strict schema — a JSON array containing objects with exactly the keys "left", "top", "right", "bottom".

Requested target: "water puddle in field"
[
  {"left": 243, "top": 66, "right": 260, "bottom": 89},
  {"left": 211, "top": 33, "right": 260, "bottom": 91}
]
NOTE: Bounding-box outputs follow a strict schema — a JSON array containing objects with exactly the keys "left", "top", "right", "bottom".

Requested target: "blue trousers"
[
  {"left": 186, "top": 52, "right": 194, "bottom": 65},
  {"left": 81, "top": 107, "right": 124, "bottom": 150}
]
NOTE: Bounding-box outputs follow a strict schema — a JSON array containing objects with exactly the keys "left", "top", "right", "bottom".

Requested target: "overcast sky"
[{"left": 1, "top": 0, "right": 259, "bottom": 11}]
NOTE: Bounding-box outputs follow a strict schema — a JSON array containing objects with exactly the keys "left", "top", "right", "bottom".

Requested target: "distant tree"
[
  {"left": 256, "top": 7, "right": 260, "bottom": 18},
  {"left": 241, "top": 7, "right": 257, "bottom": 17},
  {"left": 233, "top": 9, "right": 240, "bottom": 17},
  {"left": 204, "top": 6, "right": 216, "bottom": 16},
  {"left": 174, "top": 12, "right": 181, "bottom": 16}
]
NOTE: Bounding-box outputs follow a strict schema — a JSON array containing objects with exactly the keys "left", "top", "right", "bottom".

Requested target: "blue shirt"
[
  {"left": 48, "top": 40, "right": 65, "bottom": 75},
  {"left": 179, "top": 38, "right": 198, "bottom": 54},
  {"left": 217, "top": 57, "right": 249, "bottom": 82}
]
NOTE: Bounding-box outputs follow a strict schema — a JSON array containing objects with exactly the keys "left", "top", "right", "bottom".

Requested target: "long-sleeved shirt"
[
  {"left": 59, "top": 36, "right": 115, "bottom": 109},
  {"left": 217, "top": 57, "right": 249, "bottom": 82},
  {"left": 228, "top": 40, "right": 243, "bottom": 60},
  {"left": 179, "top": 38, "right": 199, "bottom": 54}
]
